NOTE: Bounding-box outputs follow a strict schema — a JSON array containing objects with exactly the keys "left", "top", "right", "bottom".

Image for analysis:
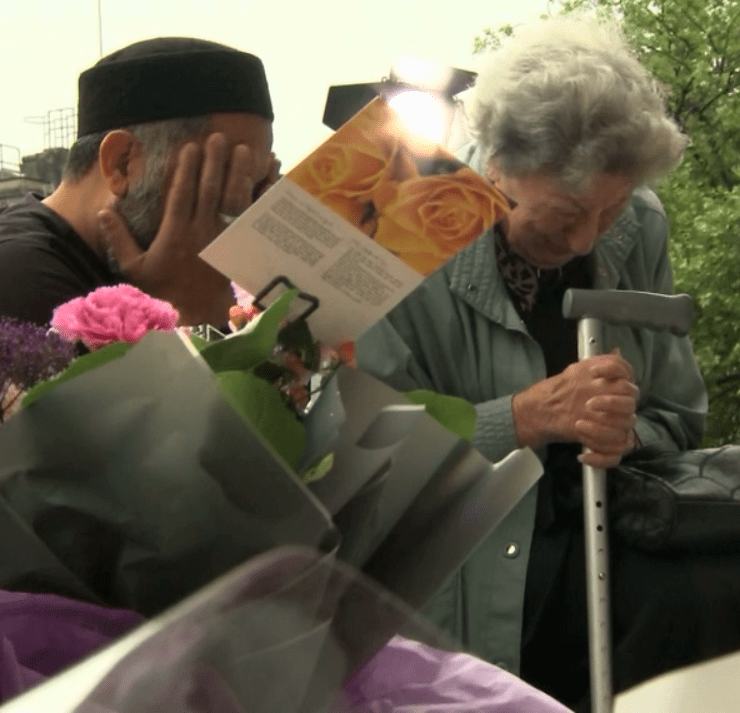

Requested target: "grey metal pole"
[
  {"left": 578, "top": 316, "right": 613, "bottom": 713},
  {"left": 563, "top": 288, "right": 693, "bottom": 713}
]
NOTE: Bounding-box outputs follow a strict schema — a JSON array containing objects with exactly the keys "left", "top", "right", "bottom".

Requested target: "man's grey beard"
[
  {"left": 115, "top": 173, "right": 166, "bottom": 252},
  {"left": 106, "top": 156, "right": 169, "bottom": 275}
]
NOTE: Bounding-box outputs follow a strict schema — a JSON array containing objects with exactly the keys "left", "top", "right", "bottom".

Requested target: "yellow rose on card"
[
  {"left": 288, "top": 127, "right": 393, "bottom": 200},
  {"left": 371, "top": 167, "right": 509, "bottom": 275},
  {"left": 287, "top": 122, "right": 419, "bottom": 234},
  {"left": 319, "top": 192, "right": 376, "bottom": 236}
]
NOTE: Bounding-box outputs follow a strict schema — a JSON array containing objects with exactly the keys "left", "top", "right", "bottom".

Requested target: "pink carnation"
[{"left": 51, "top": 285, "right": 179, "bottom": 349}]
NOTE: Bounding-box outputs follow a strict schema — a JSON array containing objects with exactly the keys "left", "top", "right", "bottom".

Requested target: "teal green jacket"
[{"left": 356, "top": 188, "right": 707, "bottom": 673}]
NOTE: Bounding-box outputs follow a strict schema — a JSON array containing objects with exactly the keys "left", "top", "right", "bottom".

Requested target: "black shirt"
[{"left": 0, "top": 194, "right": 116, "bottom": 325}]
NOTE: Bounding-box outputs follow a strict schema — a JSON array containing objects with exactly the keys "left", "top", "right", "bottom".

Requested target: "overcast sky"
[{"left": 1, "top": 0, "right": 550, "bottom": 170}]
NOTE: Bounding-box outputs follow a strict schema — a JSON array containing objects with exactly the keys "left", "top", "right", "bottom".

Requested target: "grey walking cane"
[{"left": 562, "top": 288, "right": 694, "bottom": 713}]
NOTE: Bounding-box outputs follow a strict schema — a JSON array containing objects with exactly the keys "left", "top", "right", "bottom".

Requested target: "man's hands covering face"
[
  {"left": 512, "top": 351, "right": 639, "bottom": 468},
  {"left": 99, "top": 133, "right": 280, "bottom": 327}
]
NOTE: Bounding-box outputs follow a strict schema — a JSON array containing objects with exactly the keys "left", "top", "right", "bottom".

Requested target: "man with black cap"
[{"left": 0, "top": 37, "right": 278, "bottom": 327}]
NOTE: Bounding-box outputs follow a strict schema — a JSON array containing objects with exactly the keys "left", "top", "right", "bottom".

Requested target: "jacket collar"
[
  {"left": 447, "top": 227, "right": 525, "bottom": 330},
  {"left": 591, "top": 200, "right": 641, "bottom": 288}
]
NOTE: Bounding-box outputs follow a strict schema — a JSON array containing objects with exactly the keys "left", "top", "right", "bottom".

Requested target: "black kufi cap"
[{"left": 77, "top": 37, "right": 273, "bottom": 137}]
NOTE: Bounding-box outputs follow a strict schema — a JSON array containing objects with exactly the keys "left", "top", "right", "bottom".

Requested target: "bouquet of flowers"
[
  {"left": 0, "top": 282, "right": 551, "bottom": 713},
  {"left": 13, "top": 283, "right": 344, "bottom": 479},
  {"left": 0, "top": 282, "right": 541, "bottom": 621}
]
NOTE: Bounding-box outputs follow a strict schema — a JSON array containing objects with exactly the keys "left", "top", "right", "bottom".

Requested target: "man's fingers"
[
  {"left": 160, "top": 142, "right": 201, "bottom": 238},
  {"left": 265, "top": 153, "right": 281, "bottom": 187},
  {"left": 196, "top": 133, "right": 229, "bottom": 224},
  {"left": 220, "top": 143, "right": 254, "bottom": 219},
  {"left": 251, "top": 153, "right": 281, "bottom": 202},
  {"left": 98, "top": 208, "right": 142, "bottom": 270}
]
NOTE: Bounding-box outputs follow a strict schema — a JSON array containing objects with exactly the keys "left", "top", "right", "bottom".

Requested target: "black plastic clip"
[{"left": 252, "top": 276, "right": 320, "bottom": 324}]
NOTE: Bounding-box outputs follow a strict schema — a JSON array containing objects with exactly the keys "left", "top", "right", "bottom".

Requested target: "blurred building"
[
  {"left": 21, "top": 147, "right": 69, "bottom": 187},
  {"left": 0, "top": 109, "right": 75, "bottom": 211}
]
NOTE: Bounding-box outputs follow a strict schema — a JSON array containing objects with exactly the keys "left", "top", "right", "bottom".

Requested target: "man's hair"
[
  {"left": 63, "top": 115, "right": 208, "bottom": 181},
  {"left": 466, "top": 17, "right": 688, "bottom": 190}
]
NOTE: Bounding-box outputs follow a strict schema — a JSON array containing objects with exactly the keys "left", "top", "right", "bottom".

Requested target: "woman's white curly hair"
[{"left": 466, "top": 17, "right": 688, "bottom": 190}]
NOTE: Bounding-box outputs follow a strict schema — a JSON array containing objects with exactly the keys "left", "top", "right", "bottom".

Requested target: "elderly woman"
[{"left": 357, "top": 17, "right": 740, "bottom": 711}]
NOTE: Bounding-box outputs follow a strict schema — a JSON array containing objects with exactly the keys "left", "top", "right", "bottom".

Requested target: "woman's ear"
[{"left": 98, "top": 130, "right": 138, "bottom": 197}]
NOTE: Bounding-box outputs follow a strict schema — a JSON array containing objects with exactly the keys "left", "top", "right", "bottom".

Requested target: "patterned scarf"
[{"left": 493, "top": 226, "right": 545, "bottom": 314}]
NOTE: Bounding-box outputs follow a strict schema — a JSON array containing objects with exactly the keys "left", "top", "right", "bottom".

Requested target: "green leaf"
[
  {"left": 300, "top": 452, "right": 334, "bottom": 484},
  {"left": 217, "top": 369, "right": 306, "bottom": 471},
  {"left": 199, "top": 289, "right": 299, "bottom": 373},
  {"left": 21, "top": 342, "right": 133, "bottom": 409},
  {"left": 404, "top": 389, "right": 477, "bottom": 442},
  {"left": 187, "top": 333, "right": 210, "bottom": 352}
]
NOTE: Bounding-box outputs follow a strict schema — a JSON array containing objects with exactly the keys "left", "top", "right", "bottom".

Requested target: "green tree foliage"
[
  {"left": 475, "top": 0, "right": 740, "bottom": 444},
  {"left": 662, "top": 167, "right": 740, "bottom": 444},
  {"left": 472, "top": 23, "right": 516, "bottom": 52}
]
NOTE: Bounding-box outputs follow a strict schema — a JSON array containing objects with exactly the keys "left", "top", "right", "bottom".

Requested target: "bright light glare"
[
  {"left": 387, "top": 91, "right": 450, "bottom": 144},
  {"left": 391, "top": 57, "right": 453, "bottom": 94}
]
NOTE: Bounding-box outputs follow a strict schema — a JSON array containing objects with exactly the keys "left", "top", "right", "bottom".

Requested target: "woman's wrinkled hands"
[{"left": 512, "top": 351, "right": 639, "bottom": 468}]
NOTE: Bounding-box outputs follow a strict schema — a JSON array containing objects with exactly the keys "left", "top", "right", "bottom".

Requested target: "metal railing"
[{"left": 24, "top": 108, "right": 77, "bottom": 150}]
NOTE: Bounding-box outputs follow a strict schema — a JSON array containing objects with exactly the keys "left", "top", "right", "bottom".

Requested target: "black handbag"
[{"left": 609, "top": 443, "right": 740, "bottom": 552}]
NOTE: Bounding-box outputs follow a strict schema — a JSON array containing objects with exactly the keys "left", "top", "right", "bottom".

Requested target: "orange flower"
[
  {"left": 336, "top": 341, "right": 357, "bottom": 368},
  {"left": 371, "top": 167, "right": 510, "bottom": 275},
  {"left": 229, "top": 304, "right": 261, "bottom": 329}
]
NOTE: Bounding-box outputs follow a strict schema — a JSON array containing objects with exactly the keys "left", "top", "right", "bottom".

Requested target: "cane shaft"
[
  {"left": 579, "top": 318, "right": 614, "bottom": 713},
  {"left": 565, "top": 289, "right": 694, "bottom": 713}
]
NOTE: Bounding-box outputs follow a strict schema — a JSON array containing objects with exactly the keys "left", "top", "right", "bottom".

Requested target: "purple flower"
[{"left": 0, "top": 318, "right": 75, "bottom": 421}]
